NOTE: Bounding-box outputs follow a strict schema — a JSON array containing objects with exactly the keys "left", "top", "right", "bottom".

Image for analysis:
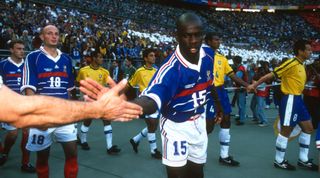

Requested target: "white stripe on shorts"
[{"left": 284, "top": 95, "right": 294, "bottom": 126}]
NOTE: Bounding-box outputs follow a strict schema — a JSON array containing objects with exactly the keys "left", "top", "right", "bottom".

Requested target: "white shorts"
[
  {"left": 26, "top": 124, "right": 77, "bottom": 151},
  {"left": 1, "top": 122, "right": 17, "bottom": 131},
  {"left": 160, "top": 113, "right": 208, "bottom": 167}
]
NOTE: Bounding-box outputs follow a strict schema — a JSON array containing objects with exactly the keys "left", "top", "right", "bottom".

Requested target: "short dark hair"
[
  {"left": 204, "top": 32, "right": 219, "bottom": 43},
  {"left": 8, "top": 39, "right": 24, "bottom": 49},
  {"left": 142, "top": 48, "right": 155, "bottom": 58},
  {"left": 293, "top": 39, "right": 311, "bottom": 56}
]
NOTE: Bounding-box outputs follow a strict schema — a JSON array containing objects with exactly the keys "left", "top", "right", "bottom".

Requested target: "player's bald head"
[
  {"left": 176, "top": 13, "right": 203, "bottom": 32},
  {"left": 41, "top": 25, "right": 59, "bottom": 35}
]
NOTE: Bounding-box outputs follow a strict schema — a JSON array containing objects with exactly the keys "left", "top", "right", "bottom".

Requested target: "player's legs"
[
  {"left": 103, "top": 120, "right": 120, "bottom": 155},
  {"left": 54, "top": 124, "right": 78, "bottom": 177},
  {"left": 145, "top": 118, "right": 161, "bottom": 159},
  {"left": 165, "top": 161, "right": 203, "bottom": 178},
  {"left": 61, "top": 141, "right": 78, "bottom": 178},
  {"left": 217, "top": 87, "right": 239, "bottom": 166},
  {"left": 166, "top": 165, "right": 186, "bottom": 178},
  {"left": 130, "top": 126, "right": 148, "bottom": 153},
  {"left": 0, "top": 128, "right": 18, "bottom": 165},
  {"left": 185, "top": 161, "right": 204, "bottom": 178},
  {"left": 20, "top": 128, "right": 35, "bottom": 172},
  {"left": 206, "top": 119, "right": 215, "bottom": 134},
  {"left": 297, "top": 120, "right": 318, "bottom": 170},
  {"left": 220, "top": 114, "right": 231, "bottom": 157},
  {"left": 79, "top": 119, "right": 92, "bottom": 150},
  {"left": 219, "top": 114, "right": 239, "bottom": 166},
  {"left": 36, "top": 147, "right": 50, "bottom": 178},
  {"left": 274, "top": 95, "right": 296, "bottom": 170}
]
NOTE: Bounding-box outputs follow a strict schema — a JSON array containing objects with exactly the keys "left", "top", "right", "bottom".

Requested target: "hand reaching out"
[{"left": 81, "top": 78, "right": 142, "bottom": 122}]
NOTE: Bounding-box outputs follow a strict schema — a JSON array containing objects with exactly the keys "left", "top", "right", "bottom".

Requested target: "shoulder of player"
[
  {"left": 135, "top": 67, "right": 145, "bottom": 73},
  {"left": 0, "top": 58, "right": 8, "bottom": 65},
  {"left": 276, "top": 58, "right": 300, "bottom": 70},
  {"left": 78, "top": 66, "right": 90, "bottom": 72},
  {"left": 25, "top": 49, "right": 42, "bottom": 60},
  {"left": 60, "top": 53, "right": 72, "bottom": 60},
  {"left": 215, "top": 52, "right": 226, "bottom": 59},
  {"left": 99, "top": 67, "right": 110, "bottom": 73}
]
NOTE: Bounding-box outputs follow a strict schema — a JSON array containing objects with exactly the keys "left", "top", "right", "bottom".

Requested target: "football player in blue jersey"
[
  {"left": 80, "top": 13, "right": 222, "bottom": 178},
  {"left": 0, "top": 40, "right": 35, "bottom": 172},
  {"left": 22, "top": 25, "right": 77, "bottom": 178}
]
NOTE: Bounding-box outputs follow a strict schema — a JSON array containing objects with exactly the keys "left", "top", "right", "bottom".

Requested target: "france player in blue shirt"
[
  {"left": 80, "top": 13, "right": 222, "bottom": 178},
  {"left": 21, "top": 25, "right": 78, "bottom": 178},
  {"left": 0, "top": 39, "right": 35, "bottom": 172}
]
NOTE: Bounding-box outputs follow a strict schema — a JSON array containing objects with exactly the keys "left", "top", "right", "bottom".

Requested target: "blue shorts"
[
  {"left": 206, "top": 86, "right": 232, "bottom": 120},
  {"left": 216, "top": 86, "right": 232, "bottom": 114},
  {"left": 279, "top": 95, "right": 310, "bottom": 127}
]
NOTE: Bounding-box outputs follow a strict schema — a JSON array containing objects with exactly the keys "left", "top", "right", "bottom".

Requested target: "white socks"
[
  {"left": 148, "top": 133, "right": 157, "bottom": 153},
  {"left": 219, "top": 129, "right": 231, "bottom": 159},
  {"left": 80, "top": 125, "right": 89, "bottom": 144},
  {"left": 298, "top": 132, "right": 310, "bottom": 162},
  {"left": 275, "top": 134, "right": 288, "bottom": 163},
  {"left": 133, "top": 127, "right": 148, "bottom": 143},
  {"left": 104, "top": 125, "right": 113, "bottom": 149}
]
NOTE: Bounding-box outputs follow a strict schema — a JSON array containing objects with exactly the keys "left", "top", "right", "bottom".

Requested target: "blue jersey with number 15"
[{"left": 141, "top": 45, "right": 214, "bottom": 122}]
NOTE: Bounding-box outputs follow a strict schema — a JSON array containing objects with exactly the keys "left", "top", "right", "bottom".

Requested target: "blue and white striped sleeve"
[
  {"left": 141, "top": 59, "right": 179, "bottom": 110},
  {"left": 21, "top": 53, "right": 37, "bottom": 92}
]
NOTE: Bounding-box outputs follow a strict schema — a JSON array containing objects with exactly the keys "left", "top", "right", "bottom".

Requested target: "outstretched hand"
[{"left": 81, "top": 78, "right": 142, "bottom": 122}]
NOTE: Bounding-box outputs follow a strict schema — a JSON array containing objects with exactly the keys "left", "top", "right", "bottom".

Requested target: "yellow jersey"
[
  {"left": 213, "top": 53, "right": 234, "bottom": 86},
  {"left": 77, "top": 65, "right": 110, "bottom": 86},
  {"left": 272, "top": 58, "right": 306, "bottom": 95},
  {"left": 129, "top": 65, "right": 157, "bottom": 93}
]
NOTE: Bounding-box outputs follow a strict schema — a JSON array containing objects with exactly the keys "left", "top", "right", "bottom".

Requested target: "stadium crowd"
[{"left": 1, "top": 0, "right": 319, "bottom": 65}]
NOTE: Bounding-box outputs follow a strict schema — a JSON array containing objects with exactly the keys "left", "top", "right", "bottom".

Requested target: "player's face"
[
  {"left": 208, "top": 36, "right": 220, "bottom": 50},
  {"left": 10, "top": 43, "right": 25, "bottom": 60},
  {"left": 94, "top": 53, "right": 104, "bottom": 65},
  {"left": 177, "top": 22, "right": 203, "bottom": 59},
  {"left": 41, "top": 26, "right": 59, "bottom": 47},
  {"left": 144, "top": 52, "right": 156, "bottom": 65},
  {"left": 300, "top": 44, "right": 312, "bottom": 60}
]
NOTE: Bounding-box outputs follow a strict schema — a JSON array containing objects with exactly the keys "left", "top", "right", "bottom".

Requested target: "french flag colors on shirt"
[
  {"left": 21, "top": 46, "right": 74, "bottom": 99},
  {"left": 141, "top": 45, "right": 215, "bottom": 122},
  {"left": 0, "top": 57, "right": 24, "bottom": 93}
]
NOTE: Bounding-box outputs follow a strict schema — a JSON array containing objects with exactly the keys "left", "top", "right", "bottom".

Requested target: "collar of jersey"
[
  {"left": 7, "top": 57, "right": 24, "bottom": 67},
  {"left": 89, "top": 64, "right": 100, "bottom": 70},
  {"left": 40, "top": 46, "right": 62, "bottom": 63},
  {"left": 143, "top": 65, "right": 153, "bottom": 70},
  {"left": 175, "top": 44, "right": 205, "bottom": 72}
]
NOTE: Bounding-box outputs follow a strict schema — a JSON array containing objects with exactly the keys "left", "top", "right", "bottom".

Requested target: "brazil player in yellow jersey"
[
  {"left": 247, "top": 40, "right": 318, "bottom": 171},
  {"left": 125, "top": 48, "right": 162, "bottom": 159},
  {"left": 76, "top": 49, "right": 121, "bottom": 154},
  {"left": 204, "top": 32, "right": 248, "bottom": 166}
]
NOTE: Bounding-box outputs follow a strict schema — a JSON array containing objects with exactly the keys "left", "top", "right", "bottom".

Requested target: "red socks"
[{"left": 64, "top": 156, "right": 78, "bottom": 178}]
